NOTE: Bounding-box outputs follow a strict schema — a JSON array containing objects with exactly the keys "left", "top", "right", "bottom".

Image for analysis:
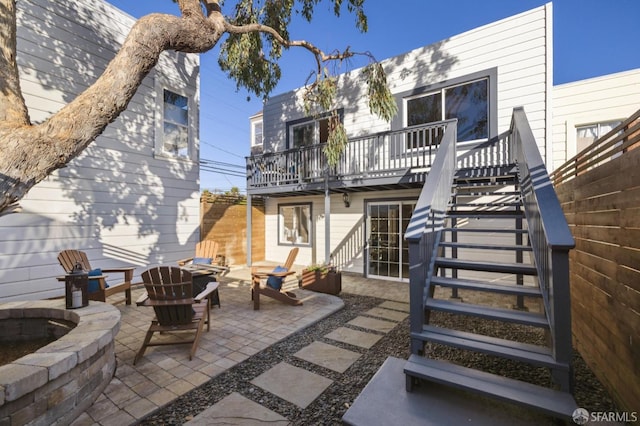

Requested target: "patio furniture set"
[{"left": 56, "top": 243, "right": 308, "bottom": 363}]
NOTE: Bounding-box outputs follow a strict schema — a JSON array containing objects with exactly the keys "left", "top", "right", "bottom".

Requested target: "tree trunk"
[{"left": 0, "top": 3, "right": 225, "bottom": 214}]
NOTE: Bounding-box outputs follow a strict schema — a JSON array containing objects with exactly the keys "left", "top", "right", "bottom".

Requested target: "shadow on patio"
[{"left": 76, "top": 267, "right": 409, "bottom": 425}]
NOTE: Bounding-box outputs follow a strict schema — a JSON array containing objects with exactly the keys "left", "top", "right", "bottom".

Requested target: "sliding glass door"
[{"left": 367, "top": 201, "right": 416, "bottom": 281}]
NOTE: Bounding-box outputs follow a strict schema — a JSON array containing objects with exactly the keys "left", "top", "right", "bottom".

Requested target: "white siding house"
[
  {"left": 251, "top": 4, "right": 553, "bottom": 280},
  {"left": 0, "top": 0, "right": 201, "bottom": 301},
  {"left": 551, "top": 68, "right": 640, "bottom": 170}
]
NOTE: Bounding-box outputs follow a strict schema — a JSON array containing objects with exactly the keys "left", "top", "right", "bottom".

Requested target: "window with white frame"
[
  {"left": 288, "top": 113, "right": 340, "bottom": 149},
  {"left": 252, "top": 120, "right": 263, "bottom": 148},
  {"left": 405, "top": 78, "right": 488, "bottom": 147},
  {"left": 278, "top": 203, "right": 312, "bottom": 245},
  {"left": 159, "top": 88, "right": 191, "bottom": 158},
  {"left": 576, "top": 121, "right": 621, "bottom": 153}
]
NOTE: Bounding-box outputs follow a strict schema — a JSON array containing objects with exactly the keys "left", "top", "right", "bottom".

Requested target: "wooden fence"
[
  {"left": 200, "top": 196, "right": 265, "bottom": 266},
  {"left": 551, "top": 110, "right": 640, "bottom": 412}
]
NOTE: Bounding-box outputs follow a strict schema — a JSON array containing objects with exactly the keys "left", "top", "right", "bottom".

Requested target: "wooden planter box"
[{"left": 300, "top": 269, "right": 342, "bottom": 295}]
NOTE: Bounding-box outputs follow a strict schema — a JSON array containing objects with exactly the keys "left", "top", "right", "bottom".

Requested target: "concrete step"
[
  {"left": 431, "top": 276, "right": 540, "bottom": 297},
  {"left": 404, "top": 355, "right": 577, "bottom": 420},
  {"left": 425, "top": 298, "right": 549, "bottom": 328}
]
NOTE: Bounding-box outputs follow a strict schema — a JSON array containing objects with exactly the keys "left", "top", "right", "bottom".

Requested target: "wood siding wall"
[
  {"left": 551, "top": 68, "right": 640, "bottom": 171},
  {"left": 201, "top": 202, "right": 265, "bottom": 266},
  {"left": 0, "top": 0, "right": 200, "bottom": 301},
  {"left": 555, "top": 148, "right": 640, "bottom": 412},
  {"left": 263, "top": 189, "right": 421, "bottom": 271},
  {"left": 263, "top": 4, "right": 551, "bottom": 159}
]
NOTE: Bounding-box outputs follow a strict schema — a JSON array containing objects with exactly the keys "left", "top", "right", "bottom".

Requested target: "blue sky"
[{"left": 108, "top": 0, "right": 640, "bottom": 193}]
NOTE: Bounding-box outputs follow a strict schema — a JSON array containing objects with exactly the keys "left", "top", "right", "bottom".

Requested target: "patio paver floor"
[
  {"left": 70, "top": 268, "right": 409, "bottom": 425},
  {"left": 250, "top": 361, "right": 334, "bottom": 409},
  {"left": 294, "top": 340, "right": 361, "bottom": 373}
]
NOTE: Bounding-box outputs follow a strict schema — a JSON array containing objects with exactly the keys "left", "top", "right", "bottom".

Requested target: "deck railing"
[
  {"left": 510, "top": 107, "right": 575, "bottom": 390},
  {"left": 405, "top": 120, "right": 457, "bottom": 354},
  {"left": 246, "top": 122, "right": 449, "bottom": 189}
]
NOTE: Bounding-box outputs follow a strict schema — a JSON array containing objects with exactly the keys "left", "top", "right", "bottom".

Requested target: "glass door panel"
[{"left": 367, "top": 202, "right": 416, "bottom": 281}]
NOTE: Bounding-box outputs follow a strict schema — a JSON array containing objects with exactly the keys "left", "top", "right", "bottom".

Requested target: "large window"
[
  {"left": 288, "top": 112, "right": 340, "bottom": 149},
  {"left": 405, "top": 78, "right": 488, "bottom": 146},
  {"left": 278, "top": 203, "right": 312, "bottom": 246},
  {"left": 162, "top": 89, "right": 190, "bottom": 157}
]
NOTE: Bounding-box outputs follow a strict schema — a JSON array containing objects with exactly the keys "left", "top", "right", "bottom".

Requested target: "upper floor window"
[
  {"left": 576, "top": 121, "right": 621, "bottom": 153},
  {"left": 405, "top": 78, "right": 488, "bottom": 146},
  {"left": 161, "top": 89, "right": 190, "bottom": 158},
  {"left": 287, "top": 112, "right": 341, "bottom": 149},
  {"left": 252, "top": 120, "right": 263, "bottom": 148}
]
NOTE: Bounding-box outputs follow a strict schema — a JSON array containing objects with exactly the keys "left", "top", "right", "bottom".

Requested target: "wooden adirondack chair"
[
  {"left": 177, "top": 240, "right": 220, "bottom": 266},
  {"left": 251, "top": 247, "right": 301, "bottom": 310},
  {"left": 57, "top": 249, "right": 134, "bottom": 305},
  {"left": 134, "top": 266, "right": 219, "bottom": 364}
]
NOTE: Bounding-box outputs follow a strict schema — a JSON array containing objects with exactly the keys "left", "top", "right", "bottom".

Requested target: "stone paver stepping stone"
[
  {"left": 378, "top": 300, "right": 410, "bottom": 312},
  {"left": 365, "top": 307, "right": 408, "bottom": 322},
  {"left": 324, "top": 327, "right": 382, "bottom": 349},
  {"left": 185, "top": 392, "right": 288, "bottom": 425},
  {"left": 348, "top": 316, "right": 398, "bottom": 333},
  {"left": 294, "top": 341, "right": 361, "bottom": 373},
  {"left": 251, "top": 362, "right": 333, "bottom": 409}
]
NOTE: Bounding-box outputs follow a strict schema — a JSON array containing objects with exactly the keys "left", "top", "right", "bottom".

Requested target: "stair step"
[
  {"left": 455, "top": 166, "right": 518, "bottom": 180},
  {"left": 425, "top": 298, "right": 548, "bottom": 327},
  {"left": 447, "top": 210, "right": 524, "bottom": 219},
  {"left": 439, "top": 241, "right": 532, "bottom": 251},
  {"left": 454, "top": 191, "right": 521, "bottom": 197},
  {"left": 404, "top": 355, "right": 577, "bottom": 419},
  {"left": 413, "top": 325, "right": 566, "bottom": 370},
  {"left": 431, "top": 276, "right": 540, "bottom": 296},
  {"left": 435, "top": 257, "right": 537, "bottom": 275},
  {"left": 449, "top": 202, "right": 520, "bottom": 208},
  {"left": 454, "top": 178, "right": 516, "bottom": 186},
  {"left": 443, "top": 227, "right": 528, "bottom": 234}
]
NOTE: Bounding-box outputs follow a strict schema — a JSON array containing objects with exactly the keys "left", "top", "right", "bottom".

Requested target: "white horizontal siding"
[
  {"left": 263, "top": 188, "right": 421, "bottom": 275},
  {"left": 551, "top": 68, "right": 640, "bottom": 170},
  {"left": 263, "top": 3, "right": 551, "bottom": 158},
  {"left": 0, "top": 0, "right": 201, "bottom": 302}
]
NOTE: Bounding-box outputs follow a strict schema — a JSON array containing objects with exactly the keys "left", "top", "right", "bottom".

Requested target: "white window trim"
[
  {"left": 278, "top": 202, "right": 312, "bottom": 246},
  {"left": 154, "top": 78, "right": 197, "bottom": 161},
  {"left": 251, "top": 118, "right": 263, "bottom": 148}
]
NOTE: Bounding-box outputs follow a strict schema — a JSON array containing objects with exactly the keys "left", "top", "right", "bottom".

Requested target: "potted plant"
[{"left": 299, "top": 263, "right": 341, "bottom": 295}]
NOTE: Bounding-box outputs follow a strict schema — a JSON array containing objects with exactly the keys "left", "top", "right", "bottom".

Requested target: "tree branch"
[
  {"left": 224, "top": 21, "right": 355, "bottom": 73},
  {"left": 0, "top": 9, "right": 226, "bottom": 212}
]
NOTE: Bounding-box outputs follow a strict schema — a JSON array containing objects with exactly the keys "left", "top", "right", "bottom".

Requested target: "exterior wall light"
[{"left": 343, "top": 193, "right": 350, "bottom": 208}]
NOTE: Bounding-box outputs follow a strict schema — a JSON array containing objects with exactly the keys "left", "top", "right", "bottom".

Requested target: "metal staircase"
[{"left": 404, "top": 109, "right": 577, "bottom": 421}]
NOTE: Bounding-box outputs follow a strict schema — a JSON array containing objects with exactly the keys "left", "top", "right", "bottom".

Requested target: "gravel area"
[{"left": 140, "top": 293, "right": 618, "bottom": 425}]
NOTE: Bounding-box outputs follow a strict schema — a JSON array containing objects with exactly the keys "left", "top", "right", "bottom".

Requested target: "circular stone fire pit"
[{"left": 0, "top": 300, "right": 120, "bottom": 425}]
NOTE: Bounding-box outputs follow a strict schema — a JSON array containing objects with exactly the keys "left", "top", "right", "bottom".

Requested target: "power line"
[
  {"left": 200, "top": 158, "right": 244, "bottom": 169},
  {"left": 201, "top": 140, "right": 246, "bottom": 158}
]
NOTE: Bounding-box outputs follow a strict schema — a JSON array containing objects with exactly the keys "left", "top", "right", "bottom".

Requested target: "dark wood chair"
[
  {"left": 134, "top": 266, "right": 219, "bottom": 364},
  {"left": 251, "top": 247, "right": 301, "bottom": 310},
  {"left": 57, "top": 249, "right": 134, "bottom": 305}
]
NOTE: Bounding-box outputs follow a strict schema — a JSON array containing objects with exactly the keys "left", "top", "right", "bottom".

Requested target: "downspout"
[{"left": 246, "top": 194, "right": 252, "bottom": 266}]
